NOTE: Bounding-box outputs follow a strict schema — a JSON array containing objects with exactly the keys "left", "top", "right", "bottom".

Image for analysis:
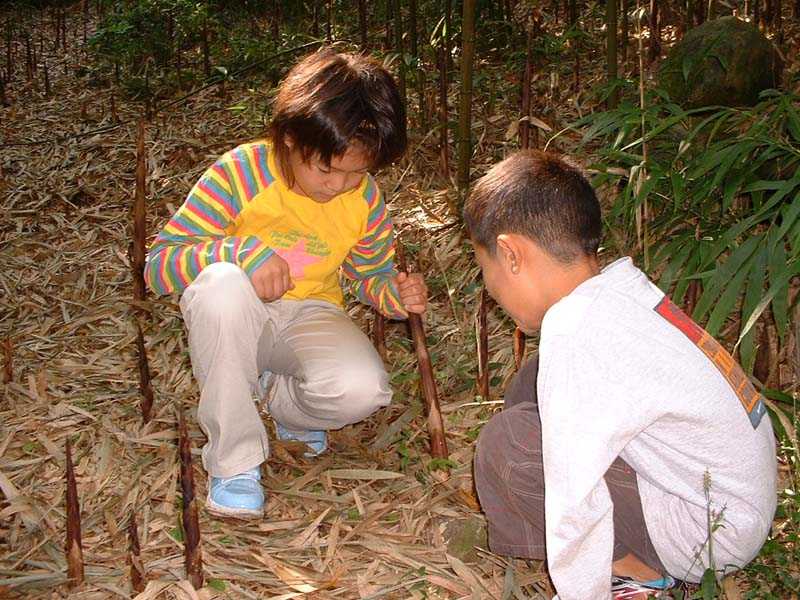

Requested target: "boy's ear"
[
  {"left": 496, "top": 234, "right": 522, "bottom": 275},
  {"left": 284, "top": 134, "right": 295, "bottom": 150}
]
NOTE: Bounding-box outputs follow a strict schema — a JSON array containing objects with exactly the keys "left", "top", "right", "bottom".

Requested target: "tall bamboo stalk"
[
  {"left": 607, "top": 0, "right": 619, "bottom": 108},
  {"left": 326, "top": 0, "right": 333, "bottom": 41},
  {"left": 648, "top": 0, "right": 661, "bottom": 63},
  {"left": 622, "top": 0, "right": 630, "bottom": 65},
  {"left": 391, "top": 0, "right": 406, "bottom": 105},
  {"left": 178, "top": 407, "right": 204, "bottom": 589},
  {"left": 456, "top": 0, "right": 477, "bottom": 202},
  {"left": 65, "top": 439, "right": 84, "bottom": 587},
  {"left": 636, "top": 0, "right": 650, "bottom": 267},
  {"left": 519, "top": 13, "right": 536, "bottom": 150},
  {"left": 409, "top": 0, "right": 426, "bottom": 128},
  {"left": 395, "top": 244, "right": 449, "bottom": 459},
  {"left": 358, "top": 0, "right": 368, "bottom": 50},
  {"left": 437, "top": 44, "right": 450, "bottom": 179}
]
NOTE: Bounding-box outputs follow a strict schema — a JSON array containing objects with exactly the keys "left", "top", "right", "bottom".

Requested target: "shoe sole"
[{"left": 205, "top": 495, "right": 264, "bottom": 519}]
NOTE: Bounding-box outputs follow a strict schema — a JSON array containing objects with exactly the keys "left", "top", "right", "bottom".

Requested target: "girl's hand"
[
  {"left": 251, "top": 254, "right": 295, "bottom": 301},
  {"left": 397, "top": 272, "right": 428, "bottom": 314}
]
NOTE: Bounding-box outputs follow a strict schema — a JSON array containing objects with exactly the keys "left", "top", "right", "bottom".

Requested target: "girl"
[{"left": 144, "top": 49, "right": 427, "bottom": 518}]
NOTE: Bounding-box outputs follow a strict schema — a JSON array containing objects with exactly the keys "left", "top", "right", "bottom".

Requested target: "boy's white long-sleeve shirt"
[{"left": 538, "top": 258, "right": 776, "bottom": 600}]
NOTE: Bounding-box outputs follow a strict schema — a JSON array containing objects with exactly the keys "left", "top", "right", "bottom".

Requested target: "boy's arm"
[
  {"left": 144, "top": 149, "right": 274, "bottom": 295},
  {"left": 539, "top": 343, "right": 646, "bottom": 600},
  {"left": 342, "top": 181, "right": 407, "bottom": 320}
]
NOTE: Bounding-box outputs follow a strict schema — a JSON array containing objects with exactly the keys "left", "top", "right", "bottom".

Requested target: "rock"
[
  {"left": 658, "top": 17, "right": 780, "bottom": 109},
  {"left": 444, "top": 515, "right": 489, "bottom": 563}
]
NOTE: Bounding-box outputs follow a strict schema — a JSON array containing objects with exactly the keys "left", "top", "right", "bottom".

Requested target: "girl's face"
[{"left": 285, "top": 142, "right": 371, "bottom": 203}]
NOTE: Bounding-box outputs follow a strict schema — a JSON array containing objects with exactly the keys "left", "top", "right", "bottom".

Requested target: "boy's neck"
[{"left": 544, "top": 254, "right": 601, "bottom": 308}]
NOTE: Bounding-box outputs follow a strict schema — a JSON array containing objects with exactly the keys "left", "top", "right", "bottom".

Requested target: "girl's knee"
[
  {"left": 307, "top": 359, "right": 391, "bottom": 425},
  {"left": 181, "top": 263, "right": 260, "bottom": 324}
]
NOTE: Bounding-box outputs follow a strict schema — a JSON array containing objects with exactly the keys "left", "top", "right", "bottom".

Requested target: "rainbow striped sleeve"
[
  {"left": 144, "top": 143, "right": 275, "bottom": 295},
  {"left": 342, "top": 177, "right": 407, "bottom": 319}
]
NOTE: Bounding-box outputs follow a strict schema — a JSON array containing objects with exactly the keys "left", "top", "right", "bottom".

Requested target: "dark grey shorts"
[{"left": 473, "top": 355, "right": 666, "bottom": 574}]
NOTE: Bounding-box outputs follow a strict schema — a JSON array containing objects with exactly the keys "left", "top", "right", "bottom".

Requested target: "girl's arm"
[
  {"left": 145, "top": 145, "right": 275, "bottom": 295},
  {"left": 342, "top": 182, "right": 407, "bottom": 319}
]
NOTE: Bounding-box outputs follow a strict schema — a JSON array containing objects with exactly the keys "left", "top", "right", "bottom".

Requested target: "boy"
[{"left": 464, "top": 151, "right": 776, "bottom": 599}]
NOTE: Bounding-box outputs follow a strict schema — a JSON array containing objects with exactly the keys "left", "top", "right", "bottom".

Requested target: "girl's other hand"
[
  {"left": 251, "top": 254, "right": 295, "bottom": 301},
  {"left": 397, "top": 272, "right": 428, "bottom": 314}
]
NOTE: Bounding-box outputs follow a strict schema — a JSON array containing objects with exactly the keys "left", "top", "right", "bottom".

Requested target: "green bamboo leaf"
[
  {"left": 773, "top": 190, "right": 800, "bottom": 242},
  {"left": 768, "top": 236, "right": 790, "bottom": 342},
  {"left": 734, "top": 262, "right": 800, "bottom": 353},
  {"left": 706, "top": 252, "right": 754, "bottom": 336},
  {"left": 658, "top": 240, "right": 694, "bottom": 292},
  {"left": 693, "top": 235, "right": 762, "bottom": 322},
  {"left": 785, "top": 102, "right": 800, "bottom": 142},
  {"left": 674, "top": 248, "right": 704, "bottom": 304},
  {"left": 738, "top": 248, "right": 769, "bottom": 373}
]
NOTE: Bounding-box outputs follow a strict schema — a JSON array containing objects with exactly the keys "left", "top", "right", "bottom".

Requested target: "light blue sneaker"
[
  {"left": 206, "top": 467, "right": 264, "bottom": 518},
  {"left": 275, "top": 422, "right": 327, "bottom": 457}
]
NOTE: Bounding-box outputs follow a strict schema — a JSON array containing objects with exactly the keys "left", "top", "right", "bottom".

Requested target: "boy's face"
[
  {"left": 286, "top": 142, "right": 370, "bottom": 203},
  {"left": 473, "top": 239, "right": 552, "bottom": 334}
]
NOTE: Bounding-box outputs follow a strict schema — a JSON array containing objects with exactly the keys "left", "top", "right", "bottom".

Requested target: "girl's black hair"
[{"left": 269, "top": 48, "right": 407, "bottom": 184}]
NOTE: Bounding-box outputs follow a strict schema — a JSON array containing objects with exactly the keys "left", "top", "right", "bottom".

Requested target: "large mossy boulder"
[{"left": 658, "top": 17, "right": 780, "bottom": 108}]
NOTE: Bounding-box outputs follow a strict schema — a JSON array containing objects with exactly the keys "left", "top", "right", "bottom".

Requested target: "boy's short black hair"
[
  {"left": 269, "top": 48, "right": 407, "bottom": 183},
  {"left": 463, "top": 150, "right": 602, "bottom": 263}
]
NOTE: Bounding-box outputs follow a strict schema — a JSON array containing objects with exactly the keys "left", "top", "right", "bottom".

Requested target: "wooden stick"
[
  {"left": 132, "top": 119, "right": 147, "bottom": 303},
  {"left": 2, "top": 337, "right": 11, "bottom": 384},
  {"left": 476, "top": 287, "right": 489, "bottom": 401},
  {"left": 178, "top": 407, "right": 204, "bottom": 589},
  {"left": 136, "top": 323, "right": 154, "bottom": 423},
  {"left": 513, "top": 327, "right": 526, "bottom": 371},
  {"left": 128, "top": 515, "right": 145, "bottom": 593},
  {"left": 395, "top": 243, "right": 449, "bottom": 459},
  {"left": 65, "top": 439, "right": 84, "bottom": 587},
  {"left": 372, "top": 309, "right": 387, "bottom": 362}
]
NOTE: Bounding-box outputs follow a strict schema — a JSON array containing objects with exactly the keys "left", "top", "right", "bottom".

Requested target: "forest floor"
[{"left": 1, "top": 4, "right": 798, "bottom": 600}]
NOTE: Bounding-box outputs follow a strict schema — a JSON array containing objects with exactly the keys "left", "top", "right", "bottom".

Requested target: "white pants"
[{"left": 179, "top": 262, "right": 392, "bottom": 477}]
